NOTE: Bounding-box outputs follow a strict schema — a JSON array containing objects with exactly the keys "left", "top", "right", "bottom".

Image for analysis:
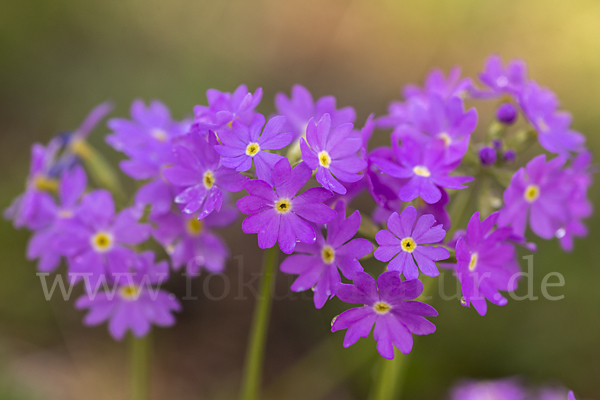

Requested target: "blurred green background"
[{"left": 1, "top": 0, "right": 599, "bottom": 399}]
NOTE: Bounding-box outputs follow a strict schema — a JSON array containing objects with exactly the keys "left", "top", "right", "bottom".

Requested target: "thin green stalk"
[
  {"left": 370, "top": 350, "right": 408, "bottom": 400},
  {"left": 130, "top": 334, "right": 151, "bottom": 400},
  {"left": 239, "top": 246, "right": 278, "bottom": 400}
]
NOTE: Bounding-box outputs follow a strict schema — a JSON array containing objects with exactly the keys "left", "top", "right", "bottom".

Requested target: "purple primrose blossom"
[
  {"left": 164, "top": 131, "right": 248, "bottom": 220},
  {"left": 236, "top": 159, "right": 336, "bottom": 254},
  {"left": 374, "top": 206, "right": 450, "bottom": 279},
  {"left": 474, "top": 55, "right": 528, "bottom": 97},
  {"left": 280, "top": 201, "right": 372, "bottom": 308},
  {"left": 449, "top": 378, "right": 526, "bottom": 400},
  {"left": 331, "top": 271, "right": 437, "bottom": 359},
  {"left": 75, "top": 251, "right": 180, "bottom": 340},
  {"left": 215, "top": 113, "right": 292, "bottom": 184},
  {"left": 301, "top": 113, "right": 367, "bottom": 194}
]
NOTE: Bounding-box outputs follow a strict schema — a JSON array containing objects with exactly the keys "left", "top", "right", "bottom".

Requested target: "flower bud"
[
  {"left": 496, "top": 103, "right": 517, "bottom": 125},
  {"left": 479, "top": 146, "right": 497, "bottom": 165},
  {"left": 503, "top": 149, "right": 516, "bottom": 162}
]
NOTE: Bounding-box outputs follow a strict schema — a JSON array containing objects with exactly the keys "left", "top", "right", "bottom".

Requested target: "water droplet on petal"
[
  {"left": 460, "top": 296, "right": 467, "bottom": 306},
  {"left": 555, "top": 228, "right": 566, "bottom": 239},
  {"left": 331, "top": 315, "right": 338, "bottom": 327}
]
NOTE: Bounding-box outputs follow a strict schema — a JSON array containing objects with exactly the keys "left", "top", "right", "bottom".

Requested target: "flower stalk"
[
  {"left": 239, "top": 246, "right": 278, "bottom": 400},
  {"left": 130, "top": 334, "right": 151, "bottom": 400}
]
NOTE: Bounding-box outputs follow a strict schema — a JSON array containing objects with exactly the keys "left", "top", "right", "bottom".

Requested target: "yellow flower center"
[
  {"left": 246, "top": 142, "right": 261, "bottom": 156},
  {"left": 524, "top": 184, "right": 540, "bottom": 203},
  {"left": 318, "top": 150, "right": 332, "bottom": 168},
  {"left": 438, "top": 132, "right": 452, "bottom": 147},
  {"left": 203, "top": 171, "right": 215, "bottom": 189},
  {"left": 413, "top": 165, "right": 431, "bottom": 177},
  {"left": 227, "top": 121, "right": 233, "bottom": 129},
  {"left": 151, "top": 128, "right": 168, "bottom": 142},
  {"left": 373, "top": 301, "right": 392, "bottom": 315},
  {"left": 91, "top": 232, "right": 114, "bottom": 253},
  {"left": 186, "top": 219, "right": 203, "bottom": 236},
  {"left": 274, "top": 198, "right": 292, "bottom": 214},
  {"left": 469, "top": 253, "right": 478, "bottom": 271},
  {"left": 119, "top": 285, "right": 140, "bottom": 301},
  {"left": 401, "top": 237, "right": 417, "bottom": 253},
  {"left": 34, "top": 175, "right": 59, "bottom": 192},
  {"left": 321, "top": 245, "right": 335, "bottom": 264}
]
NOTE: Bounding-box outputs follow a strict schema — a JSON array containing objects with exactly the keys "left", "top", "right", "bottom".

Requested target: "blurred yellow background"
[{"left": 1, "top": 0, "right": 599, "bottom": 399}]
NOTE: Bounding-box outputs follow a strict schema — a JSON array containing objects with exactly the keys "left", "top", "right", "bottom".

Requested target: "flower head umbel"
[
  {"left": 27, "top": 165, "right": 87, "bottom": 273},
  {"left": 280, "top": 201, "right": 372, "bottom": 308},
  {"left": 58, "top": 190, "right": 150, "bottom": 284},
  {"left": 519, "top": 82, "right": 585, "bottom": 156},
  {"left": 164, "top": 131, "right": 248, "bottom": 220},
  {"left": 237, "top": 159, "right": 336, "bottom": 254},
  {"left": 75, "top": 251, "right": 180, "bottom": 340},
  {"left": 456, "top": 212, "right": 521, "bottom": 316},
  {"left": 192, "top": 85, "right": 263, "bottom": 133},
  {"left": 331, "top": 271, "right": 437, "bottom": 359},
  {"left": 371, "top": 138, "right": 472, "bottom": 204},
  {"left": 275, "top": 84, "right": 356, "bottom": 140},
  {"left": 374, "top": 206, "right": 450, "bottom": 279},
  {"left": 498, "top": 154, "right": 571, "bottom": 239},
  {"left": 107, "top": 99, "right": 190, "bottom": 216},
  {"left": 215, "top": 114, "right": 292, "bottom": 184},
  {"left": 300, "top": 113, "right": 367, "bottom": 194},
  {"left": 152, "top": 204, "right": 238, "bottom": 276}
]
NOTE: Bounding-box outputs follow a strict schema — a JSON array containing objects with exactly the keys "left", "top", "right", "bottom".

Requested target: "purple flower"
[
  {"left": 27, "top": 166, "right": 87, "bottom": 273},
  {"left": 192, "top": 85, "right": 262, "bottom": 133},
  {"left": 405, "top": 67, "right": 472, "bottom": 100},
  {"left": 497, "top": 102, "right": 518, "bottom": 124},
  {"left": 164, "top": 131, "right": 248, "bottom": 220},
  {"left": 274, "top": 84, "right": 356, "bottom": 140},
  {"left": 301, "top": 114, "right": 366, "bottom": 194},
  {"left": 152, "top": 204, "right": 238, "bottom": 276},
  {"left": 4, "top": 138, "right": 62, "bottom": 229},
  {"left": 498, "top": 154, "right": 571, "bottom": 239},
  {"left": 236, "top": 159, "right": 337, "bottom": 254},
  {"left": 569, "top": 391, "right": 577, "bottom": 400},
  {"left": 215, "top": 114, "right": 292, "bottom": 184},
  {"left": 371, "top": 138, "right": 472, "bottom": 204},
  {"left": 75, "top": 251, "right": 180, "bottom": 340},
  {"left": 456, "top": 212, "right": 521, "bottom": 316},
  {"left": 479, "top": 146, "right": 498, "bottom": 165},
  {"left": 475, "top": 55, "right": 528, "bottom": 97},
  {"left": 58, "top": 190, "right": 150, "bottom": 284},
  {"left": 374, "top": 207, "right": 450, "bottom": 279},
  {"left": 280, "top": 201, "right": 372, "bottom": 308},
  {"left": 519, "top": 82, "right": 585, "bottom": 156},
  {"left": 71, "top": 101, "right": 114, "bottom": 142},
  {"left": 331, "top": 271, "right": 437, "bottom": 359},
  {"left": 449, "top": 378, "right": 526, "bottom": 400}
]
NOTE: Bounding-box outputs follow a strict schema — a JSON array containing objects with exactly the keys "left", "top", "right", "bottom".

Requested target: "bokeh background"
[{"left": 1, "top": 0, "right": 599, "bottom": 399}]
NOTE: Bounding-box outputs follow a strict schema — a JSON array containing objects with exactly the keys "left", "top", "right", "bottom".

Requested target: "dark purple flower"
[
  {"left": 498, "top": 154, "right": 571, "bottom": 239},
  {"left": 4, "top": 138, "right": 62, "bottom": 229},
  {"left": 192, "top": 85, "right": 262, "bottom": 133},
  {"left": 215, "top": 114, "right": 292, "bottom": 184},
  {"left": 27, "top": 166, "right": 87, "bottom": 273},
  {"left": 58, "top": 190, "right": 150, "bottom": 284},
  {"left": 519, "top": 82, "right": 585, "bottom": 156},
  {"left": 280, "top": 201, "right": 372, "bottom": 308},
  {"left": 449, "top": 378, "right": 526, "bottom": 400},
  {"left": 274, "top": 84, "right": 356, "bottom": 140},
  {"left": 496, "top": 102, "right": 518, "bottom": 124},
  {"left": 107, "top": 99, "right": 190, "bottom": 216},
  {"left": 164, "top": 131, "right": 248, "bottom": 220},
  {"left": 475, "top": 55, "right": 527, "bottom": 97},
  {"left": 331, "top": 271, "right": 437, "bottom": 359},
  {"left": 152, "top": 204, "right": 238, "bottom": 276},
  {"left": 301, "top": 113, "right": 366, "bottom": 194},
  {"left": 236, "top": 159, "right": 336, "bottom": 254},
  {"left": 374, "top": 207, "right": 449, "bottom": 279},
  {"left": 371, "top": 138, "right": 472, "bottom": 204},
  {"left": 75, "top": 251, "right": 180, "bottom": 340},
  {"left": 456, "top": 212, "right": 521, "bottom": 316},
  {"left": 479, "top": 146, "right": 498, "bottom": 165}
]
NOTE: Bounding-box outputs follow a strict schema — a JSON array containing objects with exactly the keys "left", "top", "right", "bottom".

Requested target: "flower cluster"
[{"left": 6, "top": 56, "right": 593, "bottom": 364}]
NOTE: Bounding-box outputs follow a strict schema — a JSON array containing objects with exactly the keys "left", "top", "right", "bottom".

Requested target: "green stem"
[
  {"left": 370, "top": 350, "right": 408, "bottom": 400},
  {"left": 130, "top": 334, "right": 151, "bottom": 400},
  {"left": 239, "top": 246, "right": 278, "bottom": 400}
]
